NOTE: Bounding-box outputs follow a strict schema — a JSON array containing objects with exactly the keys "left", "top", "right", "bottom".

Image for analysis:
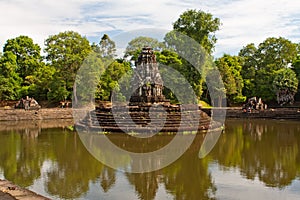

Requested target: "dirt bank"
[
  {"left": 201, "top": 107, "right": 300, "bottom": 120},
  {"left": 0, "top": 108, "right": 73, "bottom": 121},
  {"left": 2, "top": 107, "right": 300, "bottom": 122},
  {"left": 225, "top": 107, "right": 300, "bottom": 119},
  {"left": 0, "top": 179, "right": 50, "bottom": 200}
]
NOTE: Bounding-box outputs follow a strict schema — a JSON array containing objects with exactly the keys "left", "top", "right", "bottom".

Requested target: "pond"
[{"left": 0, "top": 119, "right": 300, "bottom": 200}]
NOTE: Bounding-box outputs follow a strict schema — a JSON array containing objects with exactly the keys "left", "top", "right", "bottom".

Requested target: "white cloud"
[{"left": 0, "top": 0, "right": 300, "bottom": 57}]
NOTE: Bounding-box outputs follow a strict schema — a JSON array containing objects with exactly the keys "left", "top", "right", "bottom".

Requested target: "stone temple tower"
[{"left": 130, "top": 47, "right": 167, "bottom": 104}]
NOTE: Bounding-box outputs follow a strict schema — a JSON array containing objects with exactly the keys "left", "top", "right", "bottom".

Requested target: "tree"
[
  {"left": 239, "top": 37, "right": 298, "bottom": 102},
  {"left": 171, "top": 9, "right": 221, "bottom": 54},
  {"left": 124, "top": 36, "right": 165, "bottom": 60},
  {"left": 0, "top": 51, "right": 21, "bottom": 100},
  {"left": 76, "top": 52, "right": 104, "bottom": 103},
  {"left": 98, "top": 34, "right": 117, "bottom": 60},
  {"left": 291, "top": 55, "right": 300, "bottom": 100},
  {"left": 256, "top": 37, "right": 297, "bottom": 71},
  {"left": 28, "top": 64, "right": 56, "bottom": 100},
  {"left": 3, "top": 35, "right": 42, "bottom": 80},
  {"left": 44, "top": 31, "right": 92, "bottom": 103},
  {"left": 273, "top": 68, "right": 298, "bottom": 105},
  {"left": 215, "top": 55, "right": 245, "bottom": 105},
  {"left": 92, "top": 34, "right": 117, "bottom": 62},
  {"left": 163, "top": 10, "right": 221, "bottom": 101},
  {"left": 238, "top": 43, "right": 258, "bottom": 98},
  {"left": 97, "top": 60, "right": 131, "bottom": 101}
]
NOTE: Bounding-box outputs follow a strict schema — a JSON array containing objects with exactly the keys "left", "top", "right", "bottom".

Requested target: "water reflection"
[
  {"left": 0, "top": 119, "right": 300, "bottom": 199},
  {"left": 211, "top": 119, "right": 300, "bottom": 188}
]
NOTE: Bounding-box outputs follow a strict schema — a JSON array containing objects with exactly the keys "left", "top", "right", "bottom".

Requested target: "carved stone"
[{"left": 130, "top": 47, "right": 166, "bottom": 105}]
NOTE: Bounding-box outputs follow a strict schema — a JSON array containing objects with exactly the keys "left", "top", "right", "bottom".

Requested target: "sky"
[{"left": 0, "top": 0, "right": 300, "bottom": 58}]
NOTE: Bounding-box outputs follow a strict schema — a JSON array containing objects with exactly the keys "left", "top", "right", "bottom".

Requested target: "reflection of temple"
[{"left": 130, "top": 47, "right": 166, "bottom": 104}]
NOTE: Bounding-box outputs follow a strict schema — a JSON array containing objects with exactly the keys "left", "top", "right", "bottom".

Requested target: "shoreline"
[
  {"left": 1, "top": 107, "right": 300, "bottom": 122},
  {"left": 224, "top": 107, "right": 300, "bottom": 120},
  {"left": 0, "top": 108, "right": 73, "bottom": 121},
  {"left": 0, "top": 179, "right": 50, "bottom": 200}
]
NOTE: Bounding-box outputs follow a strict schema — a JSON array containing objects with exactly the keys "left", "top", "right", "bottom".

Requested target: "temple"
[
  {"left": 76, "top": 47, "right": 220, "bottom": 133},
  {"left": 130, "top": 47, "right": 166, "bottom": 104}
]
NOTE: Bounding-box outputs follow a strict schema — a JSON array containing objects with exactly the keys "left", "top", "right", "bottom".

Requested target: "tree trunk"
[{"left": 73, "top": 81, "right": 78, "bottom": 106}]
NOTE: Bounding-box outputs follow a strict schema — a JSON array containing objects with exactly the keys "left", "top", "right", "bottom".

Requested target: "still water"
[{"left": 0, "top": 119, "right": 300, "bottom": 200}]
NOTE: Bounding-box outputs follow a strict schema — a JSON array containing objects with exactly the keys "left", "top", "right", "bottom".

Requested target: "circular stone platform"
[{"left": 75, "top": 103, "right": 220, "bottom": 133}]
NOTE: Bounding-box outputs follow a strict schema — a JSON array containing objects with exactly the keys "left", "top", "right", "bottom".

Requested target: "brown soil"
[
  {"left": 0, "top": 108, "right": 73, "bottom": 121},
  {"left": 0, "top": 179, "right": 50, "bottom": 200}
]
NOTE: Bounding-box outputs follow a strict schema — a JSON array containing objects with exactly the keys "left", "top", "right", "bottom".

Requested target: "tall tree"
[
  {"left": 163, "top": 9, "right": 221, "bottom": 101},
  {"left": 215, "top": 55, "right": 245, "bottom": 105},
  {"left": 124, "top": 36, "right": 165, "bottom": 60},
  {"left": 292, "top": 55, "right": 300, "bottom": 100},
  {"left": 171, "top": 9, "right": 221, "bottom": 54},
  {"left": 44, "top": 31, "right": 92, "bottom": 103},
  {"left": 0, "top": 51, "right": 21, "bottom": 100},
  {"left": 239, "top": 37, "right": 298, "bottom": 102},
  {"left": 97, "top": 60, "right": 131, "bottom": 101},
  {"left": 98, "top": 34, "right": 117, "bottom": 60},
  {"left": 273, "top": 68, "right": 298, "bottom": 105},
  {"left": 238, "top": 43, "right": 257, "bottom": 98},
  {"left": 3, "top": 35, "right": 42, "bottom": 80}
]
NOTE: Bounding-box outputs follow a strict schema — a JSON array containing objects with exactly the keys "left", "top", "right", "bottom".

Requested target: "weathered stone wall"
[{"left": 0, "top": 108, "right": 73, "bottom": 121}]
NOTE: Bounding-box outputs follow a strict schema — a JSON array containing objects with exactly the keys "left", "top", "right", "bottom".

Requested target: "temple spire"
[{"left": 130, "top": 47, "right": 166, "bottom": 104}]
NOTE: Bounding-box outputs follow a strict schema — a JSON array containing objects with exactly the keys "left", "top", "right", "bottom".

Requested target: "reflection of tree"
[
  {"left": 162, "top": 148, "right": 216, "bottom": 200},
  {"left": 100, "top": 167, "right": 116, "bottom": 192},
  {"left": 0, "top": 130, "right": 43, "bottom": 187},
  {"left": 211, "top": 119, "right": 300, "bottom": 188},
  {"left": 44, "top": 131, "right": 103, "bottom": 199},
  {"left": 126, "top": 172, "right": 159, "bottom": 200},
  {"left": 124, "top": 135, "right": 216, "bottom": 200}
]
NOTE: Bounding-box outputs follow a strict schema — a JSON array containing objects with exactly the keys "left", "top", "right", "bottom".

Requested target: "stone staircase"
[{"left": 76, "top": 104, "right": 220, "bottom": 133}]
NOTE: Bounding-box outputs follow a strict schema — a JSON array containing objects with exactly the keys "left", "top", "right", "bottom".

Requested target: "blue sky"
[{"left": 0, "top": 0, "right": 300, "bottom": 57}]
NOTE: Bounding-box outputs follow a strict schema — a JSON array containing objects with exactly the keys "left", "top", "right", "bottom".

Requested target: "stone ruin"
[
  {"left": 15, "top": 96, "right": 41, "bottom": 110},
  {"left": 76, "top": 47, "right": 219, "bottom": 133},
  {"left": 130, "top": 47, "right": 167, "bottom": 105}
]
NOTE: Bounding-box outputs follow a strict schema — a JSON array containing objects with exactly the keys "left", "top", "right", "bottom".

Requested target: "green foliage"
[
  {"left": 30, "top": 65, "right": 56, "bottom": 100},
  {"left": 124, "top": 36, "right": 165, "bottom": 60},
  {"left": 239, "top": 37, "right": 298, "bottom": 102},
  {"left": 45, "top": 31, "right": 92, "bottom": 103},
  {"left": 291, "top": 55, "right": 300, "bottom": 99},
  {"left": 47, "top": 76, "right": 70, "bottom": 102},
  {"left": 1, "top": 36, "right": 45, "bottom": 100},
  {"left": 99, "top": 34, "right": 117, "bottom": 60},
  {"left": 215, "top": 55, "right": 245, "bottom": 104},
  {"left": 0, "top": 51, "right": 21, "bottom": 100},
  {"left": 238, "top": 43, "right": 257, "bottom": 98},
  {"left": 205, "top": 68, "right": 226, "bottom": 106},
  {"left": 273, "top": 68, "right": 298, "bottom": 92},
  {"left": 0, "top": 76, "right": 20, "bottom": 100},
  {"left": 156, "top": 49, "right": 198, "bottom": 104},
  {"left": 97, "top": 60, "right": 131, "bottom": 101},
  {"left": 256, "top": 37, "right": 297, "bottom": 71},
  {"left": 273, "top": 68, "right": 298, "bottom": 104},
  {"left": 76, "top": 52, "right": 104, "bottom": 103},
  {"left": 172, "top": 9, "right": 221, "bottom": 54},
  {"left": 3, "top": 35, "right": 42, "bottom": 80},
  {"left": 92, "top": 34, "right": 117, "bottom": 62},
  {"left": 163, "top": 10, "right": 220, "bottom": 101}
]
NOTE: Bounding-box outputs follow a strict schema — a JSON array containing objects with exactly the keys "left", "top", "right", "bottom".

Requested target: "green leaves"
[
  {"left": 172, "top": 9, "right": 220, "bottom": 54},
  {"left": 3, "top": 35, "right": 42, "bottom": 80},
  {"left": 273, "top": 68, "right": 298, "bottom": 105},
  {"left": 124, "top": 36, "right": 165, "bottom": 60},
  {"left": 44, "top": 31, "right": 92, "bottom": 103},
  {"left": 239, "top": 37, "right": 299, "bottom": 103},
  {"left": 215, "top": 55, "right": 245, "bottom": 104}
]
